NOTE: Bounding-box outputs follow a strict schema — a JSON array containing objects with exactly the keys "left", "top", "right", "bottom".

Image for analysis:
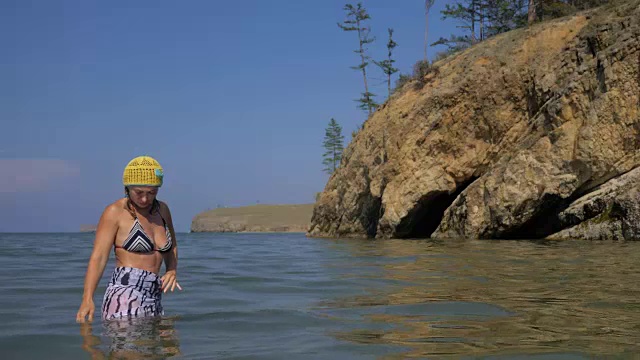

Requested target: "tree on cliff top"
[
  {"left": 433, "top": 0, "right": 610, "bottom": 51},
  {"left": 338, "top": 2, "right": 378, "bottom": 115},
  {"left": 433, "top": 0, "right": 528, "bottom": 49},
  {"left": 425, "top": 0, "right": 436, "bottom": 61},
  {"left": 323, "top": 118, "right": 345, "bottom": 175},
  {"left": 374, "top": 28, "right": 399, "bottom": 100}
]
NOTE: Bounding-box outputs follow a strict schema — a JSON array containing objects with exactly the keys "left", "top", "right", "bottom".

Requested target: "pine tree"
[
  {"left": 338, "top": 2, "right": 378, "bottom": 115},
  {"left": 435, "top": 0, "right": 609, "bottom": 52},
  {"left": 322, "top": 118, "right": 345, "bottom": 175},
  {"left": 483, "top": 0, "right": 527, "bottom": 37},
  {"left": 528, "top": 0, "right": 537, "bottom": 24},
  {"left": 442, "top": 0, "right": 479, "bottom": 44},
  {"left": 425, "top": 0, "right": 436, "bottom": 61},
  {"left": 374, "top": 28, "right": 399, "bottom": 99},
  {"left": 434, "top": 0, "right": 528, "bottom": 49},
  {"left": 431, "top": 34, "right": 473, "bottom": 52}
]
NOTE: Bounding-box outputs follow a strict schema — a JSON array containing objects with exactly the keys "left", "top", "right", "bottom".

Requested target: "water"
[{"left": 0, "top": 233, "right": 639, "bottom": 359}]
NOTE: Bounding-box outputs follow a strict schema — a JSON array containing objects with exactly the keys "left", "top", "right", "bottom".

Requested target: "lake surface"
[{"left": 1, "top": 232, "right": 639, "bottom": 359}]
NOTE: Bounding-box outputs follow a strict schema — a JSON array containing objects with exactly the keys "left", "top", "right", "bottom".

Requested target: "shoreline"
[{"left": 190, "top": 203, "right": 314, "bottom": 233}]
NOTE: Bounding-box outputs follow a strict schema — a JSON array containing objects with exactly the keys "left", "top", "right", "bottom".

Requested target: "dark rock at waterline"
[{"left": 546, "top": 167, "right": 640, "bottom": 240}]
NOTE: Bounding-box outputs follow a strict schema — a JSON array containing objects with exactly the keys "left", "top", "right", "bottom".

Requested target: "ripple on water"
[{"left": 1, "top": 233, "right": 639, "bottom": 359}]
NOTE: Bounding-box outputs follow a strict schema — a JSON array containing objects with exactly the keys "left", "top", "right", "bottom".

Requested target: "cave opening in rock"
[
  {"left": 499, "top": 193, "right": 568, "bottom": 239},
  {"left": 395, "top": 176, "right": 479, "bottom": 239},
  {"left": 359, "top": 195, "right": 382, "bottom": 238}
]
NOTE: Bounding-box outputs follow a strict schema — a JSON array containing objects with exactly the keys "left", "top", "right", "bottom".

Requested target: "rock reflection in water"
[
  {"left": 318, "top": 239, "right": 640, "bottom": 358},
  {"left": 80, "top": 316, "right": 181, "bottom": 359}
]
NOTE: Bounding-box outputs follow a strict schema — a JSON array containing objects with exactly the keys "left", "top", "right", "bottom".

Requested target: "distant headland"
[
  {"left": 190, "top": 204, "right": 314, "bottom": 233},
  {"left": 79, "top": 224, "right": 97, "bottom": 233}
]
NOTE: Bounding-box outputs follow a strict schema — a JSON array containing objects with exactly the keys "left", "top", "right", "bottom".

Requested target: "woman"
[{"left": 76, "top": 156, "right": 181, "bottom": 323}]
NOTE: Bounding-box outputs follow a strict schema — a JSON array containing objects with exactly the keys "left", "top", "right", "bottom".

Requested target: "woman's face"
[{"left": 128, "top": 186, "right": 159, "bottom": 209}]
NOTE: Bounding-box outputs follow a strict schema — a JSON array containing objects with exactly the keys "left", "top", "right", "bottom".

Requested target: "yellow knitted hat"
[{"left": 122, "top": 156, "right": 164, "bottom": 187}]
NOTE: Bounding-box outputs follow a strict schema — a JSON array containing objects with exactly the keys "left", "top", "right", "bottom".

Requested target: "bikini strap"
[
  {"left": 158, "top": 212, "right": 167, "bottom": 226},
  {"left": 126, "top": 198, "right": 138, "bottom": 220}
]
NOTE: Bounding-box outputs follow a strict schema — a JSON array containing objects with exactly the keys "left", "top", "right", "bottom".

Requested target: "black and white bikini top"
[{"left": 115, "top": 216, "right": 173, "bottom": 253}]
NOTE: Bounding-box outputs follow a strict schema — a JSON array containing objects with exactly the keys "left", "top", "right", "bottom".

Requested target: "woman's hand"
[
  {"left": 76, "top": 298, "right": 95, "bottom": 323},
  {"left": 160, "top": 270, "right": 183, "bottom": 293}
]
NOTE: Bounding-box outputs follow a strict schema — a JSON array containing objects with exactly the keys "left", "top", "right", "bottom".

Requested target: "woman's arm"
[
  {"left": 76, "top": 204, "right": 119, "bottom": 323},
  {"left": 160, "top": 201, "right": 182, "bottom": 293}
]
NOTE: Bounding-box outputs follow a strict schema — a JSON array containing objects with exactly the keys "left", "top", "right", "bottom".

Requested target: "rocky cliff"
[
  {"left": 308, "top": 1, "right": 640, "bottom": 240},
  {"left": 191, "top": 204, "right": 313, "bottom": 233}
]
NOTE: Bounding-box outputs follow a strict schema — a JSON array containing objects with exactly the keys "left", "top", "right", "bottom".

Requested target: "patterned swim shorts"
[{"left": 101, "top": 267, "right": 164, "bottom": 320}]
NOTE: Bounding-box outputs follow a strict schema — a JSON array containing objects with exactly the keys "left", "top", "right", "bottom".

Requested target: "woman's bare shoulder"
[
  {"left": 158, "top": 200, "right": 173, "bottom": 218},
  {"left": 93, "top": 199, "right": 129, "bottom": 232},
  {"left": 102, "top": 198, "right": 128, "bottom": 219}
]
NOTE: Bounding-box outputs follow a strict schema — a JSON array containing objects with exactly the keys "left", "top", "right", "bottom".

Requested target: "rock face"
[
  {"left": 191, "top": 204, "right": 313, "bottom": 233},
  {"left": 546, "top": 167, "right": 640, "bottom": 240},
  {"left": 308, "top": 1, "right": 640, "bottom": 240}
]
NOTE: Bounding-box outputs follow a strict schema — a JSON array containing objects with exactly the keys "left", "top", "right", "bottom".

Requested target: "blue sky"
[{"left": 1, "top": 0, "right": 462, "bottom": 232}]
